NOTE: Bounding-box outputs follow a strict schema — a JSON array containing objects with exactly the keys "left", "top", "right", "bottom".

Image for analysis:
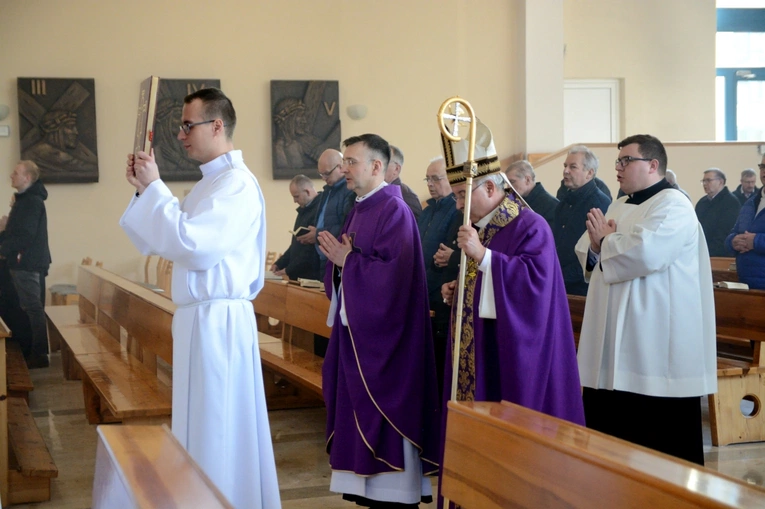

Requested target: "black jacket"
[
  {"left": 732, "top": 184, "right": 760, "bottom": 206},
  {"left": 695, "top": 187, "right": 741, "bottom": 257},
  {"left": 275, "top": 194, "right": 322, "bottom": 280},
  {"left": 553, "top": 179, "right": 611, "bottom": 296},
  {"left": 525, "top": 182, "right": 559, "bottom": 227},
  {"left": 0, "top": 180, "right": 51, "bottom": 274},
  {"left": 391, "top": 178, "right": 423, "bottom": 219}
]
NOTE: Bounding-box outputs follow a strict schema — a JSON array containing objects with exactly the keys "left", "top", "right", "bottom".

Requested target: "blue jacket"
[
  {"left": 553, "top": 179, "right": 611, "bottom": 296},
  {"left": 417, "top": 194, "right": 458, "bottom": 308},
  {"left": 725, "top": 192, "right": 765, "bottom": 289}
]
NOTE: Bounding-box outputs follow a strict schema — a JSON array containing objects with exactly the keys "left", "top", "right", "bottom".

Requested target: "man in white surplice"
[
  {"left": 120, "top": 88, "right": 281, "bottom": 509},
  {"left": 575, "top": 134, "right": 717, "bottom": 466}
]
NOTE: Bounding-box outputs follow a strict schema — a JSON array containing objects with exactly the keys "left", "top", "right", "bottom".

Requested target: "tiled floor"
[{"left": 12, "top": 352, "right": 765, "bottom": 508}]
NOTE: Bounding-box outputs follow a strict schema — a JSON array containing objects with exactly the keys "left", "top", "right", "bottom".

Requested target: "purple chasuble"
[
  {"left": 323, "top": 185, "right": 440, "bottom": 477},
  {"left": 438, "top": 198, "right": 584, "bottom": 508},
  {"left": 444, "top": 198, "right": 585, "bottom": 421}
]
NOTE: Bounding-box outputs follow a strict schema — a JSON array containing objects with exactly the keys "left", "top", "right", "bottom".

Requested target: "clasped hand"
[
  {"left": 456, "top": 225, "right": 486, "bottom": 263},
  {"left": 318, "top": 232, "right": 352, "bottom": 267},
  {"left": 586, "top": 208, "right": 616, "bottom": 253},
  {"left": 731, "top": 231, "right": 756, "bottom": 253}
]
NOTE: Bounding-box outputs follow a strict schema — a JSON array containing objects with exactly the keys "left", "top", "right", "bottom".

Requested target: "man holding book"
[
  {"left": 271, "top": 174, "right": 321, "bottom": 280},
  {"left": 120, "top": 87, "right": 280, "bottom": 508}
]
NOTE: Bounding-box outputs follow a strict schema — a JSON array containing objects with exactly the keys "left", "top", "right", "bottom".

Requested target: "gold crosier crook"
[{"left": 437, "top": 97, "right": 477, "bottom": 406}]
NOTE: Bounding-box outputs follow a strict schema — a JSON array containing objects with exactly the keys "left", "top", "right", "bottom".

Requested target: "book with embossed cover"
[{"left": 133, "top": 76, "right": 160, "bottom": 155}]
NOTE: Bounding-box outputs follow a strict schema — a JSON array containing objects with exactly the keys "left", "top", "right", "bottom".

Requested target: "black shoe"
[{"left": 26, "top": 355, "right": 49, "bottom": 369}]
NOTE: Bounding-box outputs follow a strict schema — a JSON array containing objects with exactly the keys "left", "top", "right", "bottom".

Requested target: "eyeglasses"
[
  {"left": 318, "top": 164, "right": 340, "bottom": 178},
  {"left": 423, "top": 176, "right": 446, "bottom": 184},
  {"left": 455, "top": 180, "right": 488, "bottom": 200},
  {"left": 342, "top": 158, "right": 372, "bottom": 168},
  {"left": 179, "top": 119, "right": 219, "bottom": 135},
  {"left": 615, "top": 156, "right": 652, "bottom": 169},
  {"left": 700, "top": 178, "right": 721, "bottom": 184},
  {"left": 758, "top": 164, "right": 765, "bottom": 170}
]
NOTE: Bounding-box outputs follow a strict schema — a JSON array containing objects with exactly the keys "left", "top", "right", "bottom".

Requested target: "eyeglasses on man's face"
[
  {"left": 179, "top": 119, "right": 216, "bottom": 135},
  {"left": 318, "top": 164, "right": 340, "bottom": 178},
  {"left": 700, "top": 178, "right": 721, "bottom": 184},
  {"left": 342, "top": 158, "right": 373, "bottom": 168},
  {"left": 758, "top": 164, "right": 765, "bottom": 170},
  {"left": 423, "top": 175, "right": 446, "bottom": 184},
  {"left": 615, "top": 156, "right": 652, "bottom": 169}
]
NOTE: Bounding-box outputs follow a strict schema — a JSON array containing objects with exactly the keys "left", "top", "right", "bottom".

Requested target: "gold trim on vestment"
[
  {"left": 457, "top": 197, "right": 520, "bottom": 400},
  {"left": 339, "top": 278, "right": 435, "bottom": 470}
]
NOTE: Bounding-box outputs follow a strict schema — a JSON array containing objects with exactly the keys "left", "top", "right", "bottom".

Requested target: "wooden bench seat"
[
  {"left": 6, "top": 397, "right": 58, "bottom": 504},
  {"left": 442, "top": 400, "right": 765, "bottom": 509},
  {"left": 253, "top": 281, "right": 329, "bottom": 408},
  {"left": 93, "top": 425, "right": 232, "bottom": 508},
  {"left": 6, "top": 341, "right": 33, "bottom": 402},
  {"left": 258, "top": 332, "right": 323, "bottom": 400},
  {"left": 78, "top": 351, "right": 172, "bottom": 425},
  {"left": 45, "top": 265, "right": 176, "bottom": 426}
]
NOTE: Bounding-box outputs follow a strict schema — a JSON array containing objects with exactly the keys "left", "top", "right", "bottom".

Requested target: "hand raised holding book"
[{"left": 127, "top": 149, "right": 160, "bottom": 195}]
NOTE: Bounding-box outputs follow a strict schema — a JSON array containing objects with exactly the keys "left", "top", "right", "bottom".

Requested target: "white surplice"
[
  {"left": 574, "top": 189, "right": 717, "bottom": 398},
  {"left": 120, "top": 150, "right": 281, "bottom": 509}
]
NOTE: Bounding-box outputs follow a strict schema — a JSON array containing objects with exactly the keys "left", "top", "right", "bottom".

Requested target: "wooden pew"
[
  {"left": 567, "top": 288, "right": 765, "bottom": 446},
  {"left": 46, "top": 265, "right": 174, "bottom": 425},
  {"left": 709, "top": 287, "right": 765, "bottom": 446},
  {"left": 0, "top": 317, "right": 58, "bottom": 505},
  {"left": 710, "top": 256, "right": 738, "bottom": 283},
  {"left": 92, "top": 425, "right": 232, "bottom": 508},
  {"left": 442, "top": 400, "right": 765, "bottom": 509},
  {"left": 252, "top": 280, "right": 329, "bottom": 408},
  {"left": 6, "top": 341, "right": 33, "bottom": 403}
]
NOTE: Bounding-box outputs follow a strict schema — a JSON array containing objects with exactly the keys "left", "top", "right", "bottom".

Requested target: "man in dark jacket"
[
  {"left": 732, "top": 168, "right": 759, "bottom": 206},
  {"left": 553, "top": 145, "right": 611, "bottom": 296},
  {"left": 385, "top": 145, "right": 422, "bottom": 218},
  {"left": 296, "top": 149, "right": 355, "bottom": 278},
  {"left": 696, "top": 168, "right": 741, "bottom": 257},
  {"left": 416, "top": 156, "right": 457, "bottom": 398},
  {"left": 271, "top": 175, "right": 321, "bottom": 281},
  {"left": 0, "top": 160, "right": 51, "bottom": 367},
  {"left": 506, "top": 159, "right": 558, "bottom": 227}
]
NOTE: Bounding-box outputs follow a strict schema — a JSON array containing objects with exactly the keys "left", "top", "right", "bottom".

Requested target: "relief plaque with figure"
[
  {"left": 18, "top": 77, "right": 99, "bottom": 183},
  {"left": 270, "top": 80, "right": 340, "bottom": 179}
]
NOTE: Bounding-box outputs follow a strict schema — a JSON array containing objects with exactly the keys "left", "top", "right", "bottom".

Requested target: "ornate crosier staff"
[{"left": 437, "top": 97, "right": 477, "bottom": 404}]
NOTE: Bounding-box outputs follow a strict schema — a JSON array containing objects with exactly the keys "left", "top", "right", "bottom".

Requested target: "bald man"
[
  {"left": 299, "top": 149, "right": 356, "bottom": 278},
  {"left": 271, "top": 174, "right": 321, "bottom": 280}
]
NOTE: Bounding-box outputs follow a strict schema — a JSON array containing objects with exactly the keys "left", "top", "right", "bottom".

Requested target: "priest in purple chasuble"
[
  {"left": 318, "top": 134, "right": 440, "bottom": 508},
  {"left": 439, "top": 124, "right": 584, "bottom": 425}
]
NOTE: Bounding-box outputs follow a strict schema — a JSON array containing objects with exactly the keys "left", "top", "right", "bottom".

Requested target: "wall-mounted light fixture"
[
  {"left": 0, "top": 104, "right": 10, "bottom": 121},
  {"left": 346, "top": 104, "right": 367, "bottom": 120}
]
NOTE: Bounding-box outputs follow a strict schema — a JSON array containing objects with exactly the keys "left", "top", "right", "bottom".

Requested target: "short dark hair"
[
  {"left": 343, "top": 134, "right": 390, "bottom": 169},
  {"left": 617, "top": 134, "right": 668, "bottom": 175},
  {"left": 184, "top": 87, "right": 236, "bottom": 139}
]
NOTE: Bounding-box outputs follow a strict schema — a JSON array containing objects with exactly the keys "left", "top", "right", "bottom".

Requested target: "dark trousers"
[
  {"left": 10, "top": 270, "right": 48, "bottom": 358},
  {"left": 583, "top": 387, "right": 704, "bottom": 465}
]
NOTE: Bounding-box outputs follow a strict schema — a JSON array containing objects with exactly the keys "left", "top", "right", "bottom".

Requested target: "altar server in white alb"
[
  {"left": 575, "top": 134, "right": 717, "bottom": 466},
  {"left": 120, "top": 87, "right": 281, "bottom": 508}
]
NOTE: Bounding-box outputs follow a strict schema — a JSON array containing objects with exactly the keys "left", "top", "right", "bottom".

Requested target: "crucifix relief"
[{"left": 18, "top": 77, "right": 99, "bottom": 184}]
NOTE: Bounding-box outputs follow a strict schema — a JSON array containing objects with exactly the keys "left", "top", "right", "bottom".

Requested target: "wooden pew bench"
[
  {"left": 567, "top": 288, "right": 765, "bottom": 446},
  {"left": 253, "top": 280, "right": 330, "bottom": 408},
  {"left": 46, "top": 265, "right": 174, "bottom": 425},
  {"left": 6, "top": 341, "right": 33, "bottom": 402},
  {"left": 442, "top": 400, "right": 765, "bottom": 509},
  {"left": 92, "top": 425, "right": 232, "bottom": 508},
  {"left": 0, "top": 317, "right": 58, "bottom": 504}
]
